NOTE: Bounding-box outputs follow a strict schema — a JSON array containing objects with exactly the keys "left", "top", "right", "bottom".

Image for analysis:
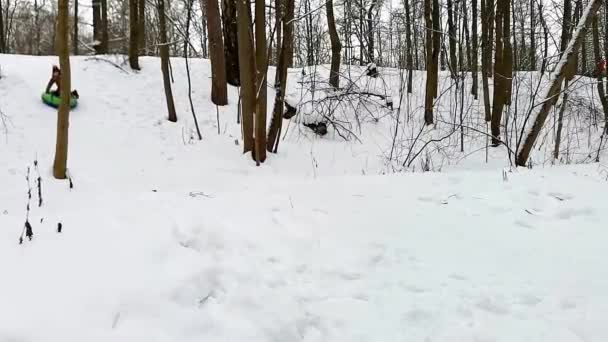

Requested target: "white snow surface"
[{"left": 1, "top": 55, "right": 608, "bottom": 341}]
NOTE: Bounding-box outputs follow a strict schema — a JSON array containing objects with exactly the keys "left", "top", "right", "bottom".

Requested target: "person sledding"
[
  {"left": 42, "top": 65, "right": 79, "bottom": 109},
  {"left": 45, "top": 65, "right": 79, "bottom": 99}
]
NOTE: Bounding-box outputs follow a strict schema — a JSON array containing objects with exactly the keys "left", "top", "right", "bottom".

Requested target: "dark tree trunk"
[
  {"left": 73, "top": 0, "right": 78, "bottom": 54},
  {"left": 93, "top": 0, "right": 101, "bottom": 54},
  {"left": 206, "top": 0, "right": 228, "bottom": 105},
  {"left": 129, "top": 0, "right": 140, "bottom": 70},
  {"left": 158, "top": 0, "right": 177, "bottom": 122},
  {"left": 491, "top": 0, "right": 505, "bottom": 145},
  {"left": 0, "top": 0, "right": 4, "bottom": 53},
  {"left": 101, "top": 0, "right": 108, "bottom": 53},
  {"left": 472, "top": 0, "right": 478, "bottom": 97},
  {"left": 222, "top": 0, "right": 240, "bottom": 85},
  {"left": 138, "top": 0, "right": 146, "bottom": 52},
  {"left": 447, "top": 0, "right": 457, "bottom": 73},
  {"left": 53, "top": 0, "right": 71, "bottom": 179},
  {"left": 327, "top": 0, "right": 342, "bottom": 88},
  {"left": 367, "top": 0, "right": 377, "bottom": 62},
  {"left": 530, "top": 0, "right": 536, "bottom": 69},
  {"left": 237, "top": 0, "right": 255, "bottom": 153},
  {"left": 267, "top": 0, "right": 295, "bottom": 152},
  {"left": 405, "top": 0, "right": 413, "bottom": 93},
  {"left": 254, "top": 0, "right": 267, "bottom": 164}
]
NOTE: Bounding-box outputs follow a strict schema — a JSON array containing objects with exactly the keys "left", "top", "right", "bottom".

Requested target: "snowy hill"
[{"left": 1, "top": 55, "right": 608, "bottom": 341}]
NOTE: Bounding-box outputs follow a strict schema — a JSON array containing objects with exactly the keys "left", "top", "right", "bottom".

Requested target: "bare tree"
[
  {"left": 222, "top": 0, "right": 240, "bottom": 85},
  {"left": 268, "top": 0, "right": 295, "bottom": 152},
  {"left": 129, "top": 0, "right": 140, "bottom": 69},
  {"left": 206, "top": 0, "right": 228, "bottom": 105},
  {"left": 327, "top": 0, "right": 341, "bottom": 88},
  {"left": 516, "top": 0, "right": 602, "bottom": 166},
  {"left": 157, "top": 0, "right": 177, "bottom": 122},
  {"left": 254, "top": 0, "right": 267, "bottom": 164},
  {"left": 0, "top": 0, "right": 4, "bottom": 53},
  {"left": 472, "top": 0, "right": 478, "bottom": 97},
  {"left": 237, "top": 0, "right": 255, "bottom": 153},
  {"left": 53, "top": 0, "right": 71, "bottom": 179},
  {"left": 139, "top": 0, "right": 146, "bottom": 52},
  {"left": 73, "top": 0, "right": 78, "bottom": 54}
]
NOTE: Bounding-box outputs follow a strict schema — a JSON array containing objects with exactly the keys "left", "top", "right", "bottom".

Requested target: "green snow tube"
[{"left": 41, "top": 92, "right": 78, "bottom": 109}]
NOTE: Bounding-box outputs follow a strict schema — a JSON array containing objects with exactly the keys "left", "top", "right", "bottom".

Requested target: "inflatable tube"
[{"left": 41, "top": 92, "right": 78, "bottom": 109}]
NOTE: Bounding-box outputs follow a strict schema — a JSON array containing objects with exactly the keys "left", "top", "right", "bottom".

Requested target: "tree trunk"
[
  {"left": 367, "top": 0, "right": 377, "bottom": 62},
  {"left": 503, "top": 0, "right": 512, "bottom": 104},
  {"left": 405, "top": 0, "right": 413, "bottom": 93},
  {"left": 206, "top": 0, "right": 228, "bottom": 105},
  {"left": 222, "top": 0, "right": 240, "bottom": 85},
  {"left": 0, "top": 0, "right": 4, "bottom": 53},
  {"left": 129, "top": 0, "right": 140, "bottom": 70},
  {"left": 254, "top": 0, "right": 267, "bottom": 164},
  {"left": 424, "top": 0, "right": 435, "bottom": 124},
  {"left": 158, "top": 0, "right": 177, "bottom": 122},
  {"left": 92, "top": 0, "right": 101, "bottom": 54},
  {"left": 327, "top": 0, "right": 342, "bottom": 88},
  {"left": 516, "top": 0, "right": 602, "bottom": 166},
  {"left": 139, "top": 0, "right": 146, "bottom": 52},
  {"left": 267, "top": 0, "right": 294, "bottom": 152},
  {"left": 490, "top": 0, "right": 506, "bottom": 145},
  {"left": 237, "top": 0, "right": 255, "bottom": 154},
  {"left": 481, "top": 0, "right": 492, "bottom": 120},
  {"left": 73, "top": 0, "right": 78, "bottom": 54},
  {"left": 561, "top": 0, "right": 574, "bottom": 79},
  {"left": 530, "top": 0, "right": 536, "bottom": 69},
  {"left": 447, "top": 0, "right": 457, "bottom": 73},
  {"left": 101, "top": 0, "right": 108, "bottom": 53},
  {"left": 53, "top": 0, "right": 71, "bottom": 179},
  {"left": 472, "top": 0, "right": 478, "bottom": 97},
  {"left": 592, "top": 17, "right": 608, "bottom": 123}
]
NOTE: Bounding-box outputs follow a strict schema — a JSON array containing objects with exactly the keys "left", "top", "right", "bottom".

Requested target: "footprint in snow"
[
  {"left": 556, "top": 207, "right": 595, "bottom": 220},
  {"left": 476, "top": 297, "right": 510, "bottom": 315},
  {"left": 517, "top": 294, "right": 542, "bottom": 306}
]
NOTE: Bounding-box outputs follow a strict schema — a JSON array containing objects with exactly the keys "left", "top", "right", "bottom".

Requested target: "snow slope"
[{"left": 1, "top": 55, "right": 608, "bottom": 341}]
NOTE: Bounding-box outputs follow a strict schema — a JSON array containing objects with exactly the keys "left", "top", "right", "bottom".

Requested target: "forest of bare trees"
[{"left": 2, "top": 0, "right": 608, "bottom": 171}]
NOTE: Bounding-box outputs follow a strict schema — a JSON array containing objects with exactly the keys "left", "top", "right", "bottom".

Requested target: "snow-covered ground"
[{"left": 1, "top": 55, "right": 607, "bottom": 341}]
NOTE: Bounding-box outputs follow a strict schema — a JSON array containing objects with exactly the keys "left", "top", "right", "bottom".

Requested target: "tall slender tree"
[
  {"left": 327, "top": 0, "right": 341, "bottom": 88},
  {"left": 157, "top": 0, "right": 177, "bottom": 122},
  {"left": 53, "top": 0, "right": 71, "bottom": 179},
  {"left": 237, "top": 0, "right": 255, "bottom": 154},
  {"left": 129, "top": 0, "right": 140, "bottom": 70},
  {"left": 0, "top": 0, "right": 4, "bottom": 53},
  {"left": 472, "top": 0, "right": 478, "bottom": 97},
  {"left": 206, "top": 0, "right": 228, "bottom": 105},
  {"left": 268, "top": 0, "right": 295, "bottom": 152},
  {"left": 101, "top": 0, "right": 109, "bottom": 53},
  {"left": 405, "top": 0, "right": 413, "bottom": 93},
  {"left": 254, "top": 0, "right": 267, "bottom": 164},
  {"left": 73, "top": 0, "right": 78, "bottom": 54},
  {"left": 138, "top": 0, "right": 146, "bottom": 52},
  {"left": 92, "top": 0, "right": 101, "bottom": 54},
  {"left": 222, "top": 0, "right": 240, "bottom": 85}
]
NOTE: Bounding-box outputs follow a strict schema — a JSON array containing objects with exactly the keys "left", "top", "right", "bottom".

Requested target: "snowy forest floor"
[{"left": 0, "top": 55, "right": 607, "bottom": 341}]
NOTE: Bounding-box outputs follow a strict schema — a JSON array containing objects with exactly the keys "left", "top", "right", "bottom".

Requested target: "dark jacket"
[{"left": 46, "top": 73, "right": 61, "bottom": 94}]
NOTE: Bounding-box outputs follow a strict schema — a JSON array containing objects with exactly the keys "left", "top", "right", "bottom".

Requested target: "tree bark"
[
  {"left": 73, "top": 0, "right": 78, "bottom": 54},
  {"left": 481, "top": 0, "right": 492, "bottom": 121},
  {"left": 101, "top": 0, "right": 109, "bottom": 53},
  {"left": 138, "top": 0, "right": 146, "bottom": 52},
  {"left": 405, "top": 0, "right": 413, "bottom": 93},
  {"left": 490, "top": 0, "right": 507, "bottom": 145},
  {"left": 424, "top": 0, "right": 435, "bottom": 124},
  {"left": 472, "top": 0, "right": 478, "bottom": 97},
  {"left": 0, "top": 0, "right": 4, "bottom": 53},
  {"left": 254, "top": 0, "right": 267, "bottom": 164},
  {"left": 367, "top": 0, "right": 377, "bottom": 62},
  {"left": 206, "top": 0, "right": 228, "bottom": 105},
  {"left": 447, "top": 0, "right": 457, "bottom": 73},
  {"left": 158, "top": 0, "right": 177, "bottom": 122},
  {"left": 53, "top": 0, "right": 71, "bottom": 179},
  {"left": 129, "top": 0, "right": 140, "bottom": 70},
  {"left": 530, "top": 0, "right": 536, "bottom": 69},
  {"left": 222, "top": 0, "right": 240, "bottom": 85},
  {"left": 327, "top": 0, "right": 342, "bottom": 88},
  {"left": 237, "top": 0, "right": 255, "bottom": 154},
  {"left": 93, "top": 0, "right": 101, "bottom": 54},
  {"left": 516, "top": 0, "right": 602, "bottom": 166},
  {"left": 267, "top": 0, "right": 294, "bottom": 152}
]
